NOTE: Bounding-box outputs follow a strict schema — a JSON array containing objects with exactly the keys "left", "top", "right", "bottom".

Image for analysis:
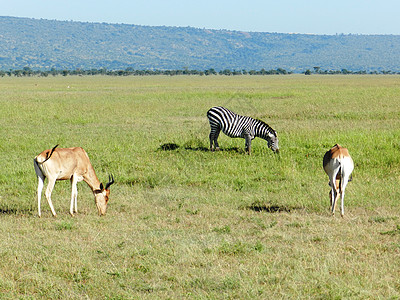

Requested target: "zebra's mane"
[{"left": 253, "top": 118, "right": 277, "bottom": 137}]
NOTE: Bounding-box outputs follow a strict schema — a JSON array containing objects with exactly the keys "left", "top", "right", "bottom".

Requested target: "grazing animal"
[
  {"left": 207, "top": 106, "right": 279, "bottom": 154},
  {"left": 33, "top": 145, "right": 114, "bottom": 217},
  {"left": 323, "top": 144, "right": 354, "bottom": 217}
]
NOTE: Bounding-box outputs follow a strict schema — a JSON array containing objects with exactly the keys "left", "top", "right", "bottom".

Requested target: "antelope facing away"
[
  {"left": 33, "top": 145, "right": 114, "bottom": 217},
  {"left": 323, "top": 144, "right": 354, "bottom": 217}
]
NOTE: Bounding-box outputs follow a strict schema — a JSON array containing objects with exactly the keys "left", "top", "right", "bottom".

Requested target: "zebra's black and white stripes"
[{"left": 207, "top": 106, "right": 279, "bottom": 154}]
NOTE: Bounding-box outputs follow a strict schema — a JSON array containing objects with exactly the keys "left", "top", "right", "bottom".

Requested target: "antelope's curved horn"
[{"left": 105, "top": 174, "right": 115, "bottom": 190}]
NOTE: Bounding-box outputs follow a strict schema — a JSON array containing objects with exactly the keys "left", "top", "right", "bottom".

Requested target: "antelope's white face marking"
[{"left": 95, "top": 189, "right": 110, "bottom": 216}]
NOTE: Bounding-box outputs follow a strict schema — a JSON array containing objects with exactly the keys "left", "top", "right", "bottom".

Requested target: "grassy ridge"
[
  {"left": 3, "top": 16, "right": 400, "bottom": 72},
  {"left": 0, "top": 75, "right": 399, "bottom": 298}
]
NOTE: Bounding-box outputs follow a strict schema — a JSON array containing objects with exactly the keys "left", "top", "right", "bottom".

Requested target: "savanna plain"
[{"left": 0, "top": 75, "right": 399, "bottom": 299}]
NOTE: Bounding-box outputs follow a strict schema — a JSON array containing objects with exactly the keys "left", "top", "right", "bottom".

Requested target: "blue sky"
[{"left": 1, "top": 0, "right": 400, "bottom": 35}]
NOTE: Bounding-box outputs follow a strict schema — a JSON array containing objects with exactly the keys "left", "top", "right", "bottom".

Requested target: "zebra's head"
[
  {"left": 267, "top": 130, "right": 279, "bottom": 153},
  {"left": 256, "top": 119, "right": 279, "bottom": 153}
]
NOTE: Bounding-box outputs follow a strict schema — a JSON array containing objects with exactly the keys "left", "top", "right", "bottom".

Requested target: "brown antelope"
[
  {"left": 323, "top": 144, "right": 354, "bottom": 217},
  {"left": 33, "top": 145, "right": 114, "bottom": 217}
]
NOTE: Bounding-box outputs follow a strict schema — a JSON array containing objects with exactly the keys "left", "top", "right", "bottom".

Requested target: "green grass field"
[{"left": 0, "top": 75, "right": 399, "bottom": 299}]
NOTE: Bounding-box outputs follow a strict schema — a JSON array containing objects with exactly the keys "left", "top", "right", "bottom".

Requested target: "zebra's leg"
[
  {"left": 209, "top": 132, "right": 215, "bottom": 151},
  {"left": 210, "top": 127, "right": 221, "bottom": 151},
  {"left": 214, "top": 129, "right": 221, "bottom": 151},
  {"left": 244, "top": 135, "right": 252, "bottom": 154}
]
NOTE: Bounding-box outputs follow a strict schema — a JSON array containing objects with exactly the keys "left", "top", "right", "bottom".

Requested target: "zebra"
[{"left": 207, "top": 106, "right": 279, "bottom": 154}]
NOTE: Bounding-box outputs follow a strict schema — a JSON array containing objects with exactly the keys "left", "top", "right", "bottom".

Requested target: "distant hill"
[{"left": 1, "top": 16, "right": 400, "bottom": 72}]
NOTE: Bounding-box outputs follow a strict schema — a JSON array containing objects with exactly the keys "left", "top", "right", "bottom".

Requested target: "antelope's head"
[{"left": 94, "top": 175, "right": 115, "bottom": 216}]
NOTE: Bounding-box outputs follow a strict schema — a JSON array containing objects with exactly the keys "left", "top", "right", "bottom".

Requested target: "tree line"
[
  {"left": 305, "top": 67, "right": 399, "bottom": 75},
  {"left": 0, "top": 67, "right": 290, "bottom": 77},
  {"left": 0, "top": 67, "right": 398, "bottom": 77}
]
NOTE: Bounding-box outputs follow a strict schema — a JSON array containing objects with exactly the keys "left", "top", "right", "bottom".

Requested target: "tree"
[{"left": 277, "top": 68, "right": 287, "bottom": 75}]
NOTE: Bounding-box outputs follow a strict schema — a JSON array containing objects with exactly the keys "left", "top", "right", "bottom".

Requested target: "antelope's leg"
[
  {"left": 70, "top": 175, "right": 79, "bottom": 215},
  {"left": 329, "top": 176, "right": 339, "bottom": 215},
  {"left": 45, "top": 178, "right": 57, "bottom": 217},
  {"left": 340, "top": 176, "right": 350, "bottom": 217},
  {"left": 37, "top": 175, "right": 45, "bottom": 217}
]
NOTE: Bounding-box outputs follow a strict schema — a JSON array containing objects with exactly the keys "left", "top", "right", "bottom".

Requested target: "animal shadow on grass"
[
  {"left": 247, "top": 201, "right": 298, "bottom": 213},
  {"left": 159, "top": 143, "right": 180, "bottom": 151},
  {"left": 184, "top": 145, "right": 242, "bottom": 153},
  {"left": 158, "top": 142, "right": 209, "bottom": 152},
  {"left": 158, "top": 142, "right": 242, "bottom": 153},
  {"left": 0, "top": 206, "right": 32, "bottom": 215}
]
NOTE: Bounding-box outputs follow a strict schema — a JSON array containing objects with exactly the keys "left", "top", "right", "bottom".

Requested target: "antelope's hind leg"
[
  {"left": 34, "top": 159, "right": 46, "bottom": 217},
  {"left": 329, "top": 176, "right": 340, "bottom": 216},
  {"left": 70, "top": 175, "right": 79, "bottom": 216},
  {"left": 340, "top": 176, "right": 351, "bottom": 217},
  {"left": 332, "top": 179, "right": 341, "bottom": 214},
  {"left": 45, "top": 177, "right": 57, "bottom": 217},
  {"left": 36, "top": 173, "right": 45, "bottom": 218}
]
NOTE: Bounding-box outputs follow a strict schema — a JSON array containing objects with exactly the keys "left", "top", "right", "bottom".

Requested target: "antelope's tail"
[
  {"left": 33, "top": 157, "right": 45, "bottom": 179},
  {"left": 36, "top": 144, "right": 59, "bottom": 164},
  {"left": 34, "top": 144, "right": 58, "bottom": 178}
]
